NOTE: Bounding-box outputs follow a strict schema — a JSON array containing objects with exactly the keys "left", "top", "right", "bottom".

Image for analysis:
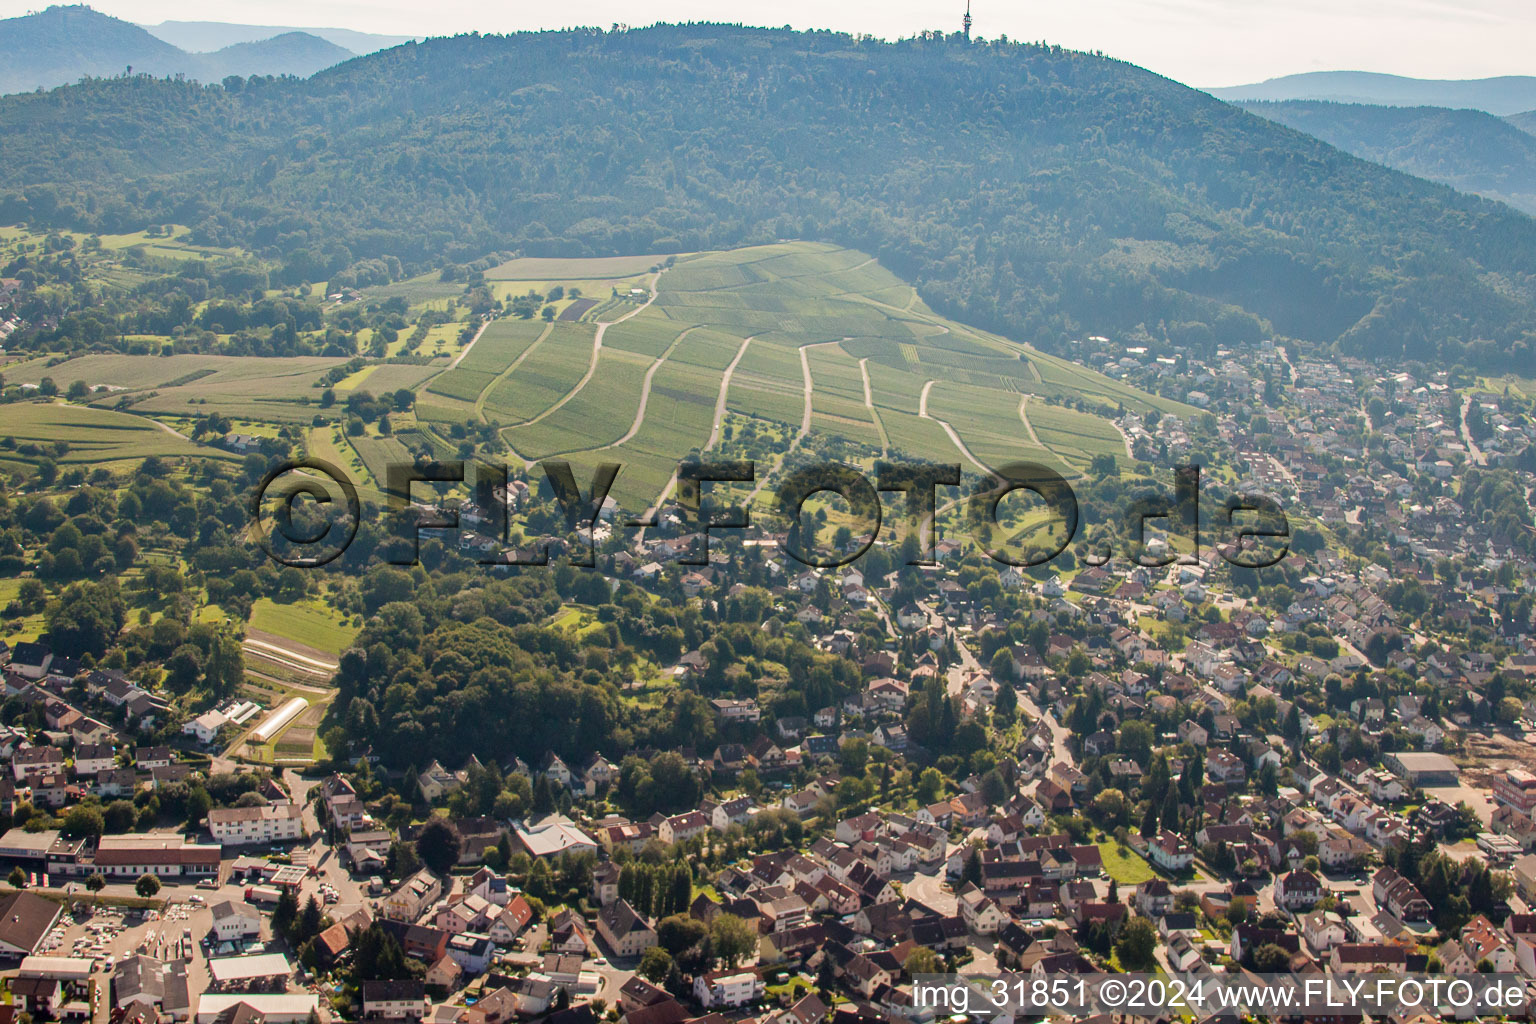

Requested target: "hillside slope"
[
  {"left": 1211, "top": 71, "right": 1536, "bottom": 116},
  {"left": 0, "top": 4, "right": 188, "bottom": 93},
  {"left": 0, "top": 6, "right": 352, "bottom": 93},
  {"left": 1241, "top": 101, "right": 1536, "bottom": 214},
  {"left": 2, "top": 25, "right": 1535, "bottom": 369},
  {"left": 422, "top": 242, "right": 1183, "bottom": 513}
]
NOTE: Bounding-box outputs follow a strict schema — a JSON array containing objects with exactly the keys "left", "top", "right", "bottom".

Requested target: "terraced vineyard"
[
  {"left": 426, "top": 241, "right": 1192, "bottom": 512},
  {"left": 0, "top": 240, "right": 1185, "bottom": 517}
]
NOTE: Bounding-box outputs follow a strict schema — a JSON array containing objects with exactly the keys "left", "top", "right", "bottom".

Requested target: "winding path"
[
  {"left": 796, "top": 344, "right": 817, "bottom": 437},
  {"left": 145, "top": 416, "right": 188, "bottom": 440},
  {"left": 705, "top": 336, "right": 755, "bottom": 451},
  {"left": 1016, "top": 394, "right": 1043, "bottom": 447},
  {"left": 859, "top": 357, "right": 889, "bottom": 456},
  {"left": 539, "top": 326, "right": 700, "bottom": 459},
  {"left": 635, "top": 334, "right": 755, "bottom": 533},
  {"left": 450, "top": 314, "right": 496, "bottom": 369},
  {"left": 919, "top": 379, "right": 996, "bottom": 479},
  {"left": 1111, "top": 419, "right": 1135, "bottom": 460},
  {"left": 507, "top": 271, "right": 663, "bottom": 431}
]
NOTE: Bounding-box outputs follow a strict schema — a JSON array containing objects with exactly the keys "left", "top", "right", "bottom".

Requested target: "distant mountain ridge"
[
  {"left": 1241, "top": 100, "right": 1536, "bottom": 215},
  {"left": 1211, "top": 71, "right": 1536, "bottom": 117},
  {"left": 141, "top": 20, "right": 415, "bottom": 56},
  {"left": 0, "top": 5, "right": 355, "bottom": 94},
  {"left": 200, "top": 32, "right": 359, "bottom": 79}
]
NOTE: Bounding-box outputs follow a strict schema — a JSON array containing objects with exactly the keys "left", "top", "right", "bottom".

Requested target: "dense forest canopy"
[{"left": 2, "top": 23, "right": 1535, "bottom": 367}]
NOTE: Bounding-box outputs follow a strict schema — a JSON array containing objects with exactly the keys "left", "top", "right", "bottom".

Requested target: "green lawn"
[
  {"left": 548, "top": 606, "right": 607, "bottom": 637},
  {"left": 1098, "top": 842, "right": 1157, "bottom": 884},
  {"left": 0, "top": 578, "right": 46, "bottom": 644},
  {"left": 248, "top": 597, "right": 359, "bottom": 656}
]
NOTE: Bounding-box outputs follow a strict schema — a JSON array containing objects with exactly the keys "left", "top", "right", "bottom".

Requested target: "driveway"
[{"left": 901, "top": 867, "right": 957, "bottom": 916}]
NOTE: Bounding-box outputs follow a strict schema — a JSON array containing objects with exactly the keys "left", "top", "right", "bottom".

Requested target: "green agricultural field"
[
  {"left": 457, "top": 320, "right": 549, "bottom": 375},
  {"left": 425, "top": 368, "right": 496, "bottom": 404},
  {"left": 604, "top": 313, "right": 688, "bottom": 358},
  {"left": 863, "top": 361, "right": 927, "bottom": 416},
  {"left": 248, "top": 598, "right": 359, "bottom": 656},
  {"left": 414, "top": 397, "right": 478, "bottom": 425},
  {"left": 881, "top": 408, "right": 966, "bottom": 464},
  {"left": 349, "top": 434, "right": 414, "bottom": 493},
  {"left": 503, "top": 347, "right": 651, "bottom": 458},
  {"left": 0, "top": 402, "right": 240, "bottom": 467},
  {"left": 1028, "top": 402, "right": 1130, "bottom": 467},
  {"left": 926, "top": 382, "right": 1068, "bottom": 476},
  {"left": 348, "top": 363, "right": 441, "bottom": 395},
  {"left": 805, "top": 343, "right": 882, "bottom": 447},
  {"left": 481, "top": 323, "right": 597, "bottom": 424}
]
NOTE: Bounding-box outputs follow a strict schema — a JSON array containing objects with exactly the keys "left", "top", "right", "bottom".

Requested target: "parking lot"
[
  {"left": 8, "top": 830, "right": 357, "bottom": 1024},
  {"left": 4, "top": 769, "right": 613, "bottom": 1023},
  {"left": 34, "top": 899, "right": 203, "bottom": 968}
]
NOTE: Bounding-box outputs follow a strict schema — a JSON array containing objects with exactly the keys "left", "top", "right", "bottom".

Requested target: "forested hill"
[
  {"left": 1241, "top": 101, "right": 1536, "bottom": 216},
  {"left": 1241, "top": 102, "right": 1536, "bottom": 218},
  {"left": 2, "top": 25, "right": 1535, "bottom": 369}
]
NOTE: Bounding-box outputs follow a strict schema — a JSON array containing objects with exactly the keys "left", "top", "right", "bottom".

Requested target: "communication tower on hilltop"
[{"left": 963, "top": 1, "right": 973, "bottom": 40}]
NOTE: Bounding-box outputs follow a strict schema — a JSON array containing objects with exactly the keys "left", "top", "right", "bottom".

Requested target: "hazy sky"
[{"left": 7, "top": 0, "right": 1532, "bottom": 86}]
